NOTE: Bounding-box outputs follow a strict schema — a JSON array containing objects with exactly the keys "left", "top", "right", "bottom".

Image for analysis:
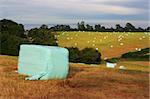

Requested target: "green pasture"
[{"left": 57, "top": 32, "right": 150, "bottom": 59}]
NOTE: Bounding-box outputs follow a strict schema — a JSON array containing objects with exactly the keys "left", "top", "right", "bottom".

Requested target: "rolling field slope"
[{"left": 57, "top": 32, "right": 150, "bottom": 59}]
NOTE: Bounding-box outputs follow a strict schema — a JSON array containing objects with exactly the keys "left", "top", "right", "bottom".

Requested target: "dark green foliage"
[
  {"left": 2, "top": 19, "right": 148, "bottom": 32},
  {"left": 77, "top": 21, "right": 86, "bottom": 31},
  {"left": 67, "top": 47, "right": 101, "bottom": 64},
  {"left": 0, "top": 33, "right": 29, "bottom": 56},
  {"left": 0, "top": 19, "right": 28, "bottom": 55},
  {"left": 86, "top": 24, "right": 93, "bottom": 31},
  {"left": 0, "top": 19, "right": 25, "bottom": 37},
  {"left": 80, "top": 48, "right": 101, "bottom": 64},
  {"left": 0, "top": 19, "right": 58, "bottom": 56},
  {"left": 28, "top": 27, "right": 58, "bottom": 46},
  {"left": 105, "top": 58, "right": 119, "bottom": 63},
  {"left": 66, "top": 47, "right": 80, "bottom": 63},
  {"left": 76, "top": 22, "right": 149, "bottom": 32},
  {"left": 137, "top": 27, "right": 144, "bottom": 32},
  {"left": 145, "top": 27, "right": 150, "bottom": 32},
  {"left": 115, "top": 24, "right": 124, "bottom": 32},
  {"left": 101, "top": 26, "right": 106, "bottom": 32},
  {"left": 50, "top": 25, "right": 71, "bottom": 31},
  {"left": 125, "top": 23, "right": 136, "bottom": 32},
  {"left": 121, "top": 48, "right": 150, "bottom": 59},
  {"left": 94, "top": 24, "right": 101, "bottom": 31},
  {"left": 40, "top": 24, "right": 48, "bottom": 29},
  {"left": 141, "top": 48, "right": 150, "bottom": 53}
]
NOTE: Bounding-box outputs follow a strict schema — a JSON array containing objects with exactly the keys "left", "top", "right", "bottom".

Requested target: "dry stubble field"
[{"left": 0, "top": 55, "right": 149, "bottom": 99}]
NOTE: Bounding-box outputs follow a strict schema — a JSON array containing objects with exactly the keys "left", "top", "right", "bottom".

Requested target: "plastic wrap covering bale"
[
  {"left": 18, "top": 44, "right": 69, "bottom": 80},
  {"left": 106, "top": 62, "right": 117, "bottom": 68}
]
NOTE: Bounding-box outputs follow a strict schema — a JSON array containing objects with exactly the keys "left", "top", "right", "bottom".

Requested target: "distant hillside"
[{"left": 57, "top": 32, "right": 150, "bottom": 58}]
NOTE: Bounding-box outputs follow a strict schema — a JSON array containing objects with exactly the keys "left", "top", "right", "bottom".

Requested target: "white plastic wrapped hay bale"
[
  {"left": 18, "top": 44, "right": 69, "bottom": 80},
  {"left": 119, "top": 66, "right": 126, "bottom": 70},
  {"left": 106, "top": 62, "right": 117, "bottom": 68}
]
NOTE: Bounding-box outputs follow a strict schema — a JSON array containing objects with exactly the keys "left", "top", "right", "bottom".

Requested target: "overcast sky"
[{"left": 0, "top": 0, "right": 149, "bottom": 27}]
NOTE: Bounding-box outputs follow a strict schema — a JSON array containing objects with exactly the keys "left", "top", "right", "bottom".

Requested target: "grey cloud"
[{"left": 0, "top": 0, "right": 149, "bottom": 27}]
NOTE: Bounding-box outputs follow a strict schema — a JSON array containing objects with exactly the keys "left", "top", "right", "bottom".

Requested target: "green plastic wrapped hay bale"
[{"left": 18, "top": 44, "right": 69, "bottom": 80}]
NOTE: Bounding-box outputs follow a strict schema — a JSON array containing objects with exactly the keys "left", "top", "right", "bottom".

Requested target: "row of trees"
[{"left": 47, "top": 21, "right": 149, "bottom": 32}]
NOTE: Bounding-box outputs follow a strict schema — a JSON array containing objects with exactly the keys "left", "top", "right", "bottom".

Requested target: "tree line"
[{"left": 48, "top": 21, "right": 149, "bottom": 32}]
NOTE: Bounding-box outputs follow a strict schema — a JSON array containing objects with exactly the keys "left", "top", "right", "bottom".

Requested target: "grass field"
[
  {"left": 0, "top": 55, "right": 149, "bottom": 99},
  {"left": 57, "top": 32, "right": 150, "bottom": 59}
]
